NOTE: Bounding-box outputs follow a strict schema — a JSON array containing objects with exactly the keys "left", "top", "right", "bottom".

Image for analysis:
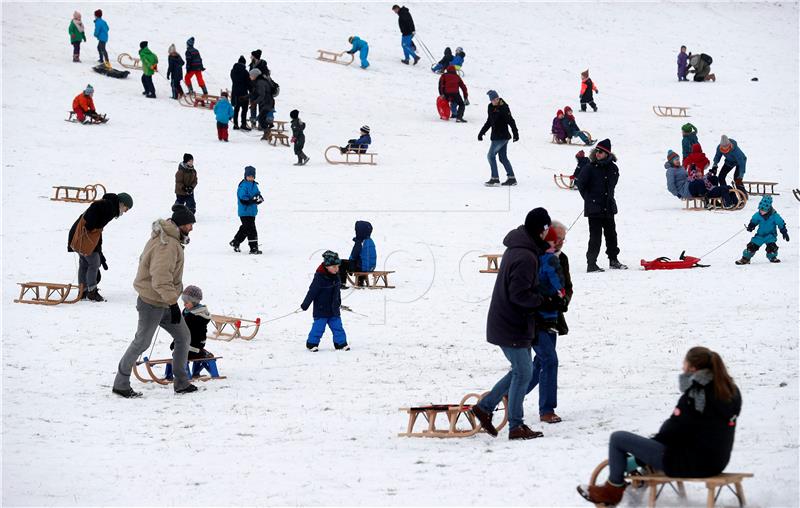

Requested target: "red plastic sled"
[
  {"left": 641, "top": 251, "right": 708, "bottom": 270},
  {"left": 437, "top": 96, "right": 451, "bottom": 120}
]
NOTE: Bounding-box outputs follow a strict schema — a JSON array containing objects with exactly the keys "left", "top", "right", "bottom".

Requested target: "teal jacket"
[{"left": 748, "top": 209, "right": 787, "bottom": 243}]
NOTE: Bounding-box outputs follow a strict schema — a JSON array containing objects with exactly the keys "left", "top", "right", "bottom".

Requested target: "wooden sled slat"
[
  {"left": 398, "top": 392, "right": 508, "bottom": 438},
  {"left": 324, "top": 145, "right": 378, "bottom": 165},
  {"left": 551, "top": 130, "right": 594, "bottom": 145},
  {"left": 262, "top": 131, "right": 290, "bottom": 147},
  {"left": 117, "top": 53, "right": 142, "bottom": 70},
  {"left": 51, "top": 183, "right": 106, "bottom": 203},
  {"left": 179, "top": 93, "right": 221, "bottom": 109},
  {"left": 652, "top": 105, "right": 690, "bottom": 117},
  {"left": 14, "top": 282, "right": 83, "bottom": 305},
  {"left": 316, "top": 49, "right": 354, "bottom": 66},
  {"left": 479, "top": 254, "right": 502, "bottom": 273},
  {"left": 66, "top": 111, "right": 108, "bottom": 124},
  {"left": 346, "top": 271, "right": 395, "bottom": 289},
  {"left": 682, "top": 188, "right": 747, "bottom": 211},
  {"left": 134, "top": 356, "right": 226, "bottom": 385},
  {"left": 207, "top": 315, "right": 261, "bottom": 341},
  {"left": 741, "top": 180, "right": 779, "bottom": 196},
  {"left": 553, "top": 174, "right": 576, "bottom": 190}
]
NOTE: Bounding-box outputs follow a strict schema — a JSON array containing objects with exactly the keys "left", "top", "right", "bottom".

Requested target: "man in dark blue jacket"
[
  {"left": 575, "top": 139, "right": 627, "bottom": 272},
  {"left": 471, "top": 208, "right": 565, "bottom": 440},
  {"left": 301, "top": 250, "right": 349, "bottom": 351},
  {"left": 392, "top": 5, "right": 420, "bottom": 65}
]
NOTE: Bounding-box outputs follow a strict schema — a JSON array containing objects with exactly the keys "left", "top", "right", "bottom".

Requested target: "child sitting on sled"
[
  {"left": 736, "top": 196, "right": 789, "bottom": 265},
  {"left": 72, "top": 84, "right": 107, "bottom": 123},
  {"left": 340, "top": 125, "right": 371, "bottom": 154},
  {"left": 300, "top": 250, "right": 350, "bottom": 352},
  {"left": 451, "top": 47, "right": 465, "bottom": 71},
  {"left": 339, "top": 220, "right": 377, "bottom": 289},
  {"left": 551, "top": 109, "right": 567, "bottom": 143},
  {"left": 166, "top": 285, "right": 221, "bottom": 379},
  {"left": 537, "top": 227, "right": 567, "bottom": 333},
  {"left": 431, "top": 47, "right": 453, "bottom": 73}
]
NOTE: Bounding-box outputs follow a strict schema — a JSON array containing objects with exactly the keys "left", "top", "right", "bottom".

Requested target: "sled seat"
[
  {"left": 741, "top": 180, "right": 778, "bottom": 196},
  {"left": 479, "top": 254, "right": 502, "bottom": 273},
  {"left": 682, "top": 196, "right": 706, "bottom": 210},
  {"left": 682, "top": 188, "right": 747, "bottom": 211},
  {"left": 51, "top": 183, "right": 106, "bottom": 203},
  {"left": 208, "top": 315, "right": 261, "bottom": 341},
  {"left": 262, "top": 130, "right": 290, "bottom": 147},
  {"left": 346, "top": 271, "right": 394, "bottom": 289},
  {"left": 398, "top": 393, "right": 507, "bottom": 438},
  {"left": 652, "top": 105, "right": 690, "bottom": 117},
  {"left": 14, "top": 282, "right": 83, "bottom": 305},
  {"left": 133, "top": 356, "right": 226, "bottom": 385},
  {"left": 633, "top": 471, "right": 753, "bottom": 507}
]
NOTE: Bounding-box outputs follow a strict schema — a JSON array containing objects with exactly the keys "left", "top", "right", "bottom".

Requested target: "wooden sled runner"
[
  {"left": 479, "top": 254, "right": 502, "bottom": 273},
  {"left": 682, "top": 188, "right": 747, "bottom": 211},
  {"left": 117, "top": 53, "right": 142, "bottom": 70},
  {"left": 260, "top": 120, "right": 291, "bottom": 146},
  {"left": 551, "top": 131, "right": 594, "bottom": 145},
  {"left": 316, "top": 49, "right": 354, "bottom": 66},
  {"left": 553, "top": 174, "right": 576, "bottom": 190},
  {"left": 741, "top": 180, "right": 779, "bottom": 196},
  {"left": 587, "top": 459, "right": 753, "bottom": 508},
  {"left": 325, "top": 145, "right": 378, "bottom": 165},
  {"left": 133, "top": 356, "right": 226, "bottom": 385},
  {"left": 14, "top": 282, "right": 83, "bottom": 305},
  {"left": 346, "top": 271, "right": 395, "bottom": 289},
  {"left": 66, "top": 111, "right": 108, "bottom": 124},
  {"left": 398, "top": 392, "right": 508, "bottom": 438},
  {"left": 207, "top": 315, "right": 261, "bottom": 341},
  {"left": 179, "top": 93, "right": 221, "bottom": 109},
  {"left": 51, "top": 183, "right": 106, "bottom": 203},
  {"left": 652, "top": 105, "right": 690, "bottom": 117}
]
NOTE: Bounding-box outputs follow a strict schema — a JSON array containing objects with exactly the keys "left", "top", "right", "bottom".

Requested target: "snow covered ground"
[{"left": 2, "top": 2, "right": 799, "bottom": 506}]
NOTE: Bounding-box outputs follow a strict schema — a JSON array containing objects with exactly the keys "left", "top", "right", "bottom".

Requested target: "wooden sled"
[
  {"left": 682, "top": 188, "right": 747, "bottom": 211},
  {"left": 207, "top": 315, "right": 261, "bottom": 341},
  {"left": 551, "top": 131, "right": 594, "bottom": 145},
  {"left": 133, "top": 356, "right": 226, "bottom": 385},
  {"left": 51, "top": 183, "right": 106, "bottom": 203},
  {"left": 652, "top": 105, "right": 690, "bottom": 117},
  {"left": 325, "top": 145, "right": 378, "bottom": 165},
  {"left": 316, "top": 49, "right": 354, "bottom": 66},
  {"left": 346, "top": 271, "right": 395, "bottom": 289},
  {"left": 479, "top": 254, "right": 502, "bottom": 273},
  {"left": 66, "top": 111, "right": 108, "bottom": 124},
  {"left": 14, "top": 282, "right": 83, "bottom": 305},
  {"left": 741, "top": 180, "right": 779, "bottom": 196},
  {"left": 179, "top": 93, "right": 221, "bottom": 109},
  {"left": 261, "top": 130, "right": 290, "bottom": 147},
  {"left": 553, "top": 174, "right": 576, "bottom": 190},
  {"left": 793, "top": 188, "right": 800, "bottom": 202},
  {"left": 117, "top": 53, "right": 142, "bottom": 70},
  {"left": 398, "top": 392, "right": 508, "bottom": 438}
]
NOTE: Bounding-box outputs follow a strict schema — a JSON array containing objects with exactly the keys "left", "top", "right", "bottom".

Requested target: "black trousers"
[
  {"left": 141, "top": 74, "right": 155, "bottom": 96},
  {"left": 587, "top": 216, "right": 619, "bottom": 264},
  {"left": 717, "top": 163, "right": 742, "bottom": 187},
  {"left": 293, "top": 137, "right": 307, "bottom": 161},
  {"left": 97, "top": 41, "right": 108, "bottom": 63},
  {"left": 234, "top": 96, "right": 248, "bottom": 127},
  {"left": 232, "top": 216, "right": 258, "bottom": 249},
  {"left": 445, "top": 93, "right": 465, "bottom": 119}
]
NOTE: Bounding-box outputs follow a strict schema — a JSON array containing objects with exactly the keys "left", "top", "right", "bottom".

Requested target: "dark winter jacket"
[
  {"left": 185, "top": 46, "right": 204, "bottom": 72},
  {"left": 682, "top": 132, "right": 699, "bottom": 159},
  {"left": 67, "top": 193, "right": 121, "bottom": 253},
  {"left": 348, "top": 220, "right": 377, "bottom": 272},
  {"left": 576, "top": 151, "right": 619, "bottom": 218},
  {"left": 249, "top": 58, "right": 269, "bottom": 77},
  {"left": 175, "top": 162, "right": 198, "bottom": 196},
  {"left": 438, "top": 68, "right": 468, "bottom": 97},
  {"left": 167, "top": 54, "right": 184, "bottom": 81},
  {"left": 580, "top": 77, "right": 596, "bottom": 103},
  {"left": 551, "top": 116, "right": 566, "bottom": 140},
  {"left": 573, "top": 154, "right": 590, "bottom": 180},
  {"left": 486, "top": 226, "right": 549, "bottom": 348},
  {"left": 251, "top": 77, "right": 275, "bottom": 110},
  {"left": 397, "top": 6, "right": 415, "bottom": 35},
  {"left": 555, "top": 251, "right": 572, "bottom": 336},
  {"left": 436, "top": 48, "right": 453, "bottom": 69},
  {"left": 478, "top": 99, "right": 518, "bottom": 141},
  {"left": 171, "top": 304, "right": 211, "bottom": 359},
  {"left": 561, "top": 114, "right": 581, "bottom": 137},
  {"left": 291, "top": 118, "right": 306, "bottom": 144},
  {"left": 653, "top": 379, "right": 741, "bottom": 477},
  {"left": 230, "top": 61, "right": 251, "bottom": 98},
  {"left": 301, "top": 264, "right": 342, "bottom": 318}
]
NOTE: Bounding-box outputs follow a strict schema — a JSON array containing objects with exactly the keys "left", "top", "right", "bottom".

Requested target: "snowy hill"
[{"left": 2, "top": 2, "right": 798, "bottom": 506}]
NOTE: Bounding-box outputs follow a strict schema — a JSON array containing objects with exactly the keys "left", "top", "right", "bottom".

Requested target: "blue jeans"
[
  {"left": 487, "top": 139, "right": 514, "bottom": 179},
  {"left": 526, "top": 330, "right": 558, "bottom": 415},
  {"left": 608, "top": 431, "right": 665, "bottom": 484},
  {"left": 175, "top": 194, "right": 196, "bottom": 214},
  {"left": 477, "top": 346, "right": 533, "bottom": 430},
  {"left": 307, "top": 316, "right": 347, "bottom": 346},
  {"left": 571, "top": 131, "right": 590, "bottom": 144},
  {"left": 401, "top": 34, "right": 418, "bottom": 60}
]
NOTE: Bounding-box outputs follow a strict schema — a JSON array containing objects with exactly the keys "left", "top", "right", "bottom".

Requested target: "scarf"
[
  {"left": 73, "top": 11, "right": 85, "bottom": 33},
  {"left": 678, "top": 368, "right": 713, "bottom": 413}
]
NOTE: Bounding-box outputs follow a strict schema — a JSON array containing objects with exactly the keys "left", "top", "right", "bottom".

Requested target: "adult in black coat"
[
  {"left": 579, "top": 347, "right": 741, "bottom": 506},
  {"left": 575, "top": 139, "right": 626, "bottom": 272},
  {"left": 392, "top": 5, "right": 419, "bottom": 64},
  {"left": 478, "top": 90, "right": 519, "bottom": 186},
  {"left": 230, "top": 56, "right": 251, "bottom": 130},
  {"left": 166, "top": 44, "right": 184, "bottom": 100}
]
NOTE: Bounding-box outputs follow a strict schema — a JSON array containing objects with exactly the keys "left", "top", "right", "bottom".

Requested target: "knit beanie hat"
[
  {"left": 681, "top": 123, "right": 695, "bottom": 133},
  {"left": 168, "top": 43, "right": 176, "bottom": 54},
  {"left": 581, "top": 69, "right": 589, "bottom": 78},
  {"left": 182, "top": 285, "right": 203, "bottom": 303},
  {"left": 221, "top": 90, "right": 228, "bottom": 97},
  {"left": 322, "top": 250, "right": 341, "bottom": 266},
  {"left": 251, "top": 49, "right": 262, "bottom": 59},
  {"left": 544, "top": 226, "right": 559, "bottom": 243},
  {"left": 360, "top": 125, "right": 370, "bottom": 134},
  {"left": 524, "top": 207, "right": 551, "bottom": 238},
  {"left": 249, "top": 68, "right": 261, "bottom": 78},
  {"left": 557, "top": 109, "right": 563, "bottom": 116},
  {"left": 290, "top": 109, "right": 299, "bottom": 119},
  {"left": 84, "top": 84, "right": 94, "bottom": 95},
  {"left": 171, "top": 204, "right": 196, "bottom": 226},
  {"left": 94, "top": 9, "right": 102, "bottom": 17},
  {"left": 244, "top": 165, "right": 256, "bottom": 178},
  {"left": 487, "top": 89, "right": 499, "bottom": 100},
  {"left": 187, "top": 37, "right": 195, "bottom": 47},
  {"left": 183, "top": 153, "right": 193, "bottom": 163},
  {"left": 596, "top": 139, "right": 612, "bottom": 154},
  {"left": 564, "top": 105, "right": 573, "bottom": 114},
  {"left": 758, "top": 195, "right": 773, "bottom": 212},
  {"left": 139, "top": 41, "right": 148, "bottom": 49},
  {"left": 117, "top": 192, "right": 133, "bottom": 209},
  {"left": 238, "top": 55, "right": 246, "bottom": 64},
  {"left": 667, "top": 150, "right": 680, "bottom": 162},
  {"left": 392, "top": 4, "right": 400, "bottom": 9}
]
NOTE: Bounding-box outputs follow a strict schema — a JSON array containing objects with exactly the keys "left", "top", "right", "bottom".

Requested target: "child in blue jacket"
[
  {"left": 301, "top": 250, "right": 349, "bottom": 351},
  {"left": 229, "top": 166, "right": 263, "bottom": 254},
  {"left": 340, "top": 220, "right": 377, "bottom": 288},
  {"left": 346, "top": 35, "right": 369, "bottom": 69},
  {"left": 340, "top": 125, "right": 371, "bottom": 154},
  {"left": 736, "top": 196, "right": 789, "bottom": 265},
  {"left": 213, "top": 91, "right": 234, "bottom": 142},
  {"left": 537, "top": 227, "right": 567, "bottom": 332},
  {"left": 712, "top": 135, "right": 747, "bottom": 187}
]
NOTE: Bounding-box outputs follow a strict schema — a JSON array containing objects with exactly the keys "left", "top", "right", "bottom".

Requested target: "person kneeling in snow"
[
  {"left": 340, "top": 125, "right": 371, "bottom": 154},
  {"left": 736, "top": 195, "right": 789, "bottom": 265},
  {"left": 438, "top": 66, "right": 469, "bottom": 122},
  {"left": 72, "top": 84, "right": 106, "bottom": 123},
  {"left": 301, "top": 250, "right": 350, "bottom": 352}
]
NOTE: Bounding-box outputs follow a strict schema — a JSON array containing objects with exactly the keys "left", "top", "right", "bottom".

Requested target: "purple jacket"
[
  {"left": 677, "top": 52, "right": 689, "bottom": 77},
  {"left": 552, "top": 117, "right": 566, "bottom": 140}
]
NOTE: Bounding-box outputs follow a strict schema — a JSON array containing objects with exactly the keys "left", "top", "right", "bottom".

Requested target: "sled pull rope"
[
  {"left": 567, "top": 210, "right": 583, "bottom": 232},
  {"left": 699, "top": 227, "right": 746, "bottom": 259},
  {"left": 262, "top": 308, "right": 302, "bottom": 324}
]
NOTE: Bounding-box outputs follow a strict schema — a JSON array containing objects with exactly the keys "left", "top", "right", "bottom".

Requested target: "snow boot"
[
  {"left": 413, "top": 55, "right": 421, "bottom": 65},
  {"left": 186, "top": 85, "right": 194, "bottom": 95},
  {"left": 301, "top": 156, "right": 310, "bottom": 165},
  {"left": 85, "top": 288, "right": 105, "bottom": 302},
  {"left": 508, "top": 424, "right": 544, "bottom": 440},
  {"left": 769, "top": 257, "right": 781, "bottom": 263},
  {"left": 112, "top": 387, "right": 143, "bottom": 398},
  {"left": 229, "top": 240, "right": 241, "bottom": 253},
  {"left": 577, "top": 481, "right": 626, "bottom": 506},
  {"left": 484, "top": 178, "right": 500, "bottom": 187},
  {"left": 334, "top": 342, "right": 351, "bottom": 351},
  {"left": 201, "top": 85, "right": 208, "bottom": 96},
  {"left": 339, "top": 147, "right": 347, "bottom": 154},
  {"left": 455, "top": 118, "right": 467, "bottom": 123},
  {"left": 471, "top": 404, "right": 498, "bottom": 437},
  {"left": 587, "top": 263, "right": 605, "bottom": 273},
  {"left": 501, "top": 177, "right": 518, "bottom": 186},
  {"left": 401, "top": 59, "right": 409, "bottom": 65},
  {"left": 306, "top": 343, "right": 319, "bottom": 352},
  {"left": 609, "top": 259, "right": 628, "bottom": 270},
  {"left": 735, "top": 257, "right": 750, "bottom": 265},
  {"left": 249, "top": 248, "right": 262, "bottom": 255},
  {"left": 175, "top": 384, "right": 198, "bottom": 394}
]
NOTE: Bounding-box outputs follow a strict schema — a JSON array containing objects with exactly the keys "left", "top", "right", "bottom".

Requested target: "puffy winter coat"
[
  {"left": 251, "top": 77, "right": 275, "bottom": 110},
  {"left": 438, "top": 68, "right": 467, "bottom": 97},
  {"left": 576, "top": 151, "right": 619, "bottom": 218},
  {"left": 167, "top": 54, "right": 184, "bottom": 81},
  {"left": 72, "top": 93, "right": 95, "bottom": 113},
  {"left": 301, "top": 265, "right": 342, "bottom": 318},
  {"left": 69, "top": 20, "right": 86, "bottom": 43},
  {"left": 677, "top": 52, "right": 689, "bottom": 74},
  {"left": 230, "top": 62, "right": 251, "bottom": 98},
  {"left": 555, "top": 251, "right": 572, "bottom": 336},
  {"left": 683, "top": 143, "right": 709, "bottom": 174},
  {"left": 653, "top": 379, "right": 741, "bottom": 477},
  {"left": 478, "top": 99, "right": 518, "bottom": 141},
  {"left": 580, "top": 77, "right": 597, "bottom": 102},
  {"left": 397, "top": 6, "right": 415, "bottom": 35},
  {"left": 93, "top": 18, "right": 108, "bottom": 42},
  {"left": 747, "top": 208, "right": 787, "bottom": 243},
  {"left": 214, "top": 97, "right": 234, "bottom": 123},
  {"left": 348, "top": 37, "right": 368, "bottom": 54},
  {"left": 348, "top": 220, "right": 377, "bottom": 272},
  {"left": 67, "top": 193, "right": 120, "bottom": 254},
  {"left": 451, "top": 51, "right": 465, "bottom": 67},
  {"left": 133, "top": 219, "right": 185, "bottom": 307},
  {"left": 665, "top": 162, "right": 691, "bottom": 199},
  {"left": 689, "top": 54, "right": 711, "bottom": 80},
  {"left": 350, "top": 134, "right": 371, "bottom": 150},
  {"left": 291, "top": 118, "right": 306, "bottom": 144},
  {"left": 237, "top": 179, "right": 261, "bottom": 217},
  {"left": 486, "top": 226, "right": 549, "bottom": 348},
  {"left": 138, "top": 47, "right": 158, "bottom": 76},
  {"left": 183, "top": 304, "right": 211, "bottom": 358},
  {"left": 185, "top": 46, "right": 204, "bottom": 72},
  {"left": 713, "top": 139, "right": 747, "bottom": 177},
  {"left": 436, "top": 48, "right": 453, "bottom": 69},
  {"left": 561, "top": 114, "right": 581, "bottom": 137},
  {"left": 551, "top": 116, "right": 566, "bottom": 140},
  {"left": 682, "top": 132, "right": 699, "bottom": 159},
  {"left": 175, "top": 162, "right": 197, "bottom": 196}
]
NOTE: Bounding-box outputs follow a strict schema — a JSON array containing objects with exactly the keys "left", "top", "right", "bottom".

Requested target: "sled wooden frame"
[
  {"left": 346, "top": 271, "right": 395, "bottom": 289},
  {"left": 588, "top": 460, "right": 752, "bottom": 508},
  {"left": 66, "top": 111, "right": 107, "bottom": 124},
  {"left": 479, "top": 254, "right": 502, "bottom": 273},
  {"left": 133, "top": 356, "right": 226, "bottom": 385},
  {"left": 116, "top": 53, "right": 142, "bottom": 70},
  {"left": 179, "top": 93, "right": 221, "bottom": 110},
  {"left": 316, "top": 49, "right": 354, "bottom": 66},
  {"left": 794, "top": 188, "right": 800, "bottom": 202},
  {"left": 207, "top": 314, "right": 261, "bottom": 341},
  {"left": 553, "top": 174, "right": 576, "bottom": 190},
  {"left": 682, "top": 188, "right": 747, "bottom": 211},
  {"left": 398, "top": 392, "right": 508, "bottom": 438},
  {"left": 14, "top": 282, "right": 83, "bottom": 305},
  {"left": 324, "top": 145, "right": 378, "bottom": 165},
  {"left": 652, "top": 105, "right": 690, "bottom": 117},
  {"left": 741, "top": 180, "right": 779, "bottom": 196},
  {"left": 551, "top": 130, "right": 593, "bottom": 145},
  {"left": 51, "top": 183, "right": 107, "bottom": 203},
  {"left": 262, "top": 131, "right": 290, "bottom": 147}
]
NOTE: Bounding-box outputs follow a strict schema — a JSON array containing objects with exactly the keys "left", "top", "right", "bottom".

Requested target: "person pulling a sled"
[
  {"left": 301, "top": 250, "right": 350, "bottom": 352},
  {"left": 184, "top": 37, "right": 208, "bottom": 96},
  {"left": 72, "top": 84, "right": 107, "bottom": 123},
  {"left": 438, "top": 65, "right": 469, "bottom": 123},
  {"left": 736, "top": 195, "right": 789, "bottom": 265},
  {"left": 392, "top": 5, "right": 420, "bottom": 65},
  {"left": 346, "top": 36, "right": 370, "bottom": 69}
]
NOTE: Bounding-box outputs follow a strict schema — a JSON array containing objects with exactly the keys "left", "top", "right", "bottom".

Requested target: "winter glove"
[
  {"left": 781, "top": 228, "right": 790, "bottom": 242},
  {"left": 745, "top": 222, "right": 756, "bottom": 232},
  {"left": 711, "top": 164, "right": 718, "bottom": 173},
  {"left": 291, "top": 137, "right": 296, "bottom": 143},
  {"left": 253, "top": 194, "right": 265, "bottom": 204},
  {"left": 576, "top": 150, "right": 585, "bottom": 159},
  {"left": 464, "top": 98, "right": 470, "bottom": 106},
  {"left": 346, "top": 50, "right": 355, "bottom": 55},
  {"left": 477, "top": 134, "right": 483, "bottom": 141},
  {"left": 169, "top": 303, "right": 182, "bottom": 324},
  {"left": 184, "top": 186, "right": 194, "bottom": 194},
  {"left": 100, "top": 253, "right": 108, "bottom": 270},
  {"left": 512, "top": 135, "right": 519, "bottom": 142}
]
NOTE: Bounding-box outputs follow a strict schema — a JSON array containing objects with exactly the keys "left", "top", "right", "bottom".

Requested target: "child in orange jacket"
[
  {"left": 72, "top": 85, "right": 106, "bottom": 123},
  {"left": 579, "top": 70, "right": 598, "bottom": 112}
]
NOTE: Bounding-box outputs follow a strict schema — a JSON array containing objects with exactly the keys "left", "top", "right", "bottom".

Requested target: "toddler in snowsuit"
[
  {"left": 432, "top": 47, "right": 453, "bottom": 73},
  {"left": 677, "top": 46, "right": 689, "bottom": 81},
  {"left": 166, "top": 285, "right": 220, "bottom": 380},
  {"left": 340, "top": 220, "right": 377, "bottom": 288},
  {"left": 175, "top": 153, "right": 198, "bottom": 214},
  {"left": 561, "top": 106, "right": 593, "bottom": 145},
  {"left": 230, "top": 166, "right": 263, "bottom": 254},
  {"left": 340, "top": 125, "right": 371, "bottom": 154},
  {"left": 681, "top": 123, "right": 698, "bottom": 158},
  {"left": 184, "top": 37, "right": 208, "bottom": 95},
  {"left": 166, "top": 44, "right": 185, "bottom": 99},
  {"left": 551, "top": 109, "right": 567, "bottom": 143},
  {"left": 346, "top": 36, "right": 369, "bottom": 69},
  {"left": 290, "top": 109, "right": 309, "bottom": 166},
  {"left": 301, "top": 250, "right": 349, "bottom": 351},
  {"left": 579, "top": 70, "right": 598, "bottom": 112},
  {"left": 537, "top": 227, "right": 567, "bottom": 332},
  {"left": 736, "top": 196, "right": 789, "bottom": 265},
  {"left": 213, "top": 91, "right": 234, "bottom": 142}
]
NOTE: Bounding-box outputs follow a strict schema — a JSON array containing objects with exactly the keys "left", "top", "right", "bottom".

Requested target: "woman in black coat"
[{"left": 578, "top": 347, "right": 742, "bottom": 506}]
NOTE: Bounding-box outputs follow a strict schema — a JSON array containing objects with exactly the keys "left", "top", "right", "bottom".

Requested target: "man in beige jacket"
[{"left": 113, "top": 205, "right": 198, "bottom": 397}]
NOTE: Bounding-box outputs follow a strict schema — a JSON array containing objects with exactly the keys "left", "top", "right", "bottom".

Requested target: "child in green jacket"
[{"left": 68, "top": 11, "right": 87, "bottom": 62}]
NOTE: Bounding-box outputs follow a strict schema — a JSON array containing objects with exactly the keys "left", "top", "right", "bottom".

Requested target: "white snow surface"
[{"left": 2, "top": 2, "right": 799, "bottom": 506}]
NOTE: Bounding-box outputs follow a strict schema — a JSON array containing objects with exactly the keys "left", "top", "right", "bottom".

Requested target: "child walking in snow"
[
  {"left": 736, "top": 196, "right": 789, "bottom": 265},
  {"left": 551, "top": 109, "right": 567, "bottom": 143},
  {"left": 340, "top": 125, "right": 371, "bottom": 154},
  {"left": 579, "top": 70, "right": 598, "bottom": 112},
  {"left": 175, "top": 153, "right": 197, "bottom": 214},
  {"left": 166, "top": 285, "right": 221, "bottom": 380},
  {"left": 290, "top": 109, "right": 309, "bottom": 165},
  {"left": 537, "top": 227, "right": 567, "bottom": 333},
  {"left": 677, "top": 46, "right": 689, "bottom": 81},
  {"left": 339, "top": 220, "right": 377, "bottom": 288},
  {"left": 214, "top": 91, "right": 234, "bottom": 142},
  {"left": 184, "top": 37, "right": 208, "bottom": 95},
  {"left": 230, "top": 166, "right": 263, "bottom": 254},
  {"left": 301, "top": 250, "right": 350, "bottom": 352},
  {"left": 166, "top": 44, "right": 185, "bottom": 99},
  {"left": 68, "top": 11, "right": 86, "bottom": 62}
]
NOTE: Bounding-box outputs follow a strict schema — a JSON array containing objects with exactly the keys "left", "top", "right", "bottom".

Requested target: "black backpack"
[
  {"left": 269, "top": 78, "right": 280, "bottom": 97},
  {"left": 701, "top": 53, "right": 713, "bottom": 65}
]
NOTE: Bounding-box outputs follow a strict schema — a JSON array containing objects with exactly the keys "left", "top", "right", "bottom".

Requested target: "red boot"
[{"left": 577, "top": 481, "right": 626, "bottom": 506}]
